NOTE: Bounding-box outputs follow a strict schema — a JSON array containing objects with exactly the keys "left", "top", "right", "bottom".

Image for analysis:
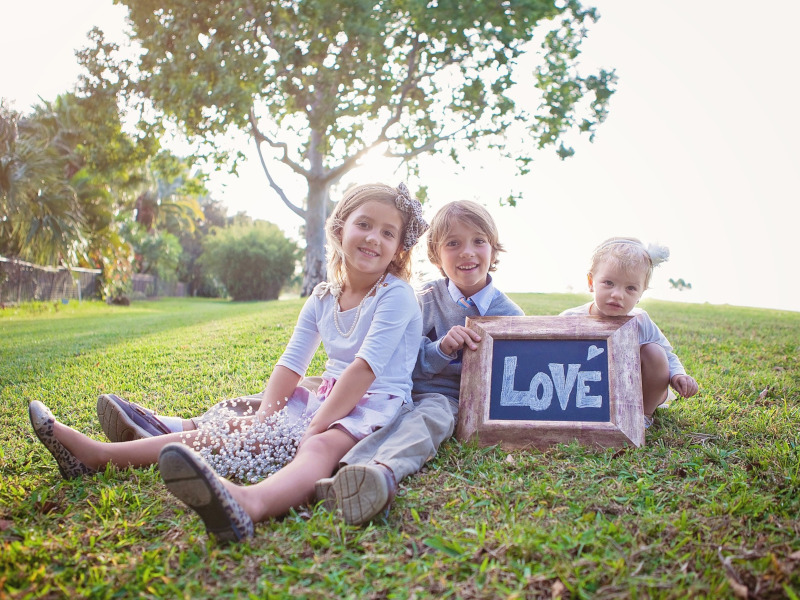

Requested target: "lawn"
[{"left": 1, "top": 296, "right": 798, "bottom": 599}]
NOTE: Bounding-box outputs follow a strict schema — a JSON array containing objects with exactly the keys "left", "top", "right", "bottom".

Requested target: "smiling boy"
[{"left": 315, "top": 200, "right": 524, "bottom": 523}]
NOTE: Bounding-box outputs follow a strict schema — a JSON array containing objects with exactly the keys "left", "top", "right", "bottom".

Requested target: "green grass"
[{"left": 1, "top": 295, "right": 798, "bottom": 599}]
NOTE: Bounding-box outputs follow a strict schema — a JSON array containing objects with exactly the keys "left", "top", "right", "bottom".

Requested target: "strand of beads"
[
  {"left": 183, "top": 400, "right": 311, "bottom": 484},
  {"left": 333, "top": 273, "right": 385, "bottom": 337}
]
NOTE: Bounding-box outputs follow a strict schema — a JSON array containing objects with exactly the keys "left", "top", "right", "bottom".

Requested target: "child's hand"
[
  {"left": 440, "top": 325, "right": 482, "bottom": 356},
  {"left": 298, "top": 424, "right": 325, "bottom": 449},
  {"left": 670, "top": 374, "right": 699, "bottom": 398}
]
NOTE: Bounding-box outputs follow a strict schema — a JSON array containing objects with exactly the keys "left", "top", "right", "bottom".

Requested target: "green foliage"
[
  {"left": 114, "top": 0, "right": 613, "bottom": 161},
  {"left": 128, "top": 227, "right": 183, "bottom": 282},
  {"left": 133, "top": 151, "right": 206, "bottom": 236},
  {"left": 0, "top": 101, "right": 85, "bottom": 265},
  {"left": 669, "top": 277, "right": 693, "bottom": 291},
  {"left": 1, "top": 296, "right": 798, "bottom": 598},
  {"left": 89, "top": 0, "right": 616, "bottom": 293},
  {"left": 178, "top": 197, "right": 230, "bottom": 297},
  {"left": 0, "top": 92, "right": 155, "bottom": 268},
  {"left": 0, "top": 87, "right": 213, "bottom": 301},
  {"left": 201, "top": 222, "right": 299, "bottom": 301}
]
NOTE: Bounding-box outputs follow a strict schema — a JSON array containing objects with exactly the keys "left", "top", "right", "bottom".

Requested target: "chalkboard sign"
[{"left": 457, "top": 315, "right": 644, "bottom": 450}]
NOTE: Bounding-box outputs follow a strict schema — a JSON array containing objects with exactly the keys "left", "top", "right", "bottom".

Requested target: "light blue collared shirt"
[{"left": 446, "top": 275, "right": 497, "bottom": 317}]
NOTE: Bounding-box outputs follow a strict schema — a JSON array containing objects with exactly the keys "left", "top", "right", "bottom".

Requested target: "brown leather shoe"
[
  {"left": 330, "top": 463, "right": 397, "bottom": 525},
  {"left": 97, "top": 394, "right": 171, "bottom": 442}
]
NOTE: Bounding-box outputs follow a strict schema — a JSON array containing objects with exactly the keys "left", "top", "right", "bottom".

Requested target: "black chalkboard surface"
[
  {"left": 489, "top": 339, "right": 610, "bottom": 423},
  {"left": 457, "top": 315, "right": 645, "bottom": 450}
]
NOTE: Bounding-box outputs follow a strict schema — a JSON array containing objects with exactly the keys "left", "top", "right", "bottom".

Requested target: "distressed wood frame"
[{"left": 457, "top": 315, "right": 644, "bottom": 450}]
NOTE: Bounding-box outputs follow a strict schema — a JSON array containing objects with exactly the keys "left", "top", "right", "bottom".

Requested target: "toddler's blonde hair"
[{"left": 589, "top": 237, "right": 669, "bottom": 289}]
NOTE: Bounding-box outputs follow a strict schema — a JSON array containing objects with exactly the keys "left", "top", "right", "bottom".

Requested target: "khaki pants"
[{"left": 339, "top": 392, "right": 457, "bottom": 481}]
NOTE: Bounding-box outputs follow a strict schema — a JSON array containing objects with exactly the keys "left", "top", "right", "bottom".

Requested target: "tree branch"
[
  {"left": 249, "top": 108, "right": 305, "bottom": 220},
  {"left": 324, "top": 136, "right": 389, "bottom": 183},
  {"left": 325, "top": 37, "right": 427, "bottom": 182},
  {"left": 248, "top": 107, "right": 310, "bottom": 179}
]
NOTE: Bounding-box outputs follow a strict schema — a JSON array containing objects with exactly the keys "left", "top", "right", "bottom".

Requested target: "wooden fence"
[{"left": 0, "top": 257, "right": 186, "bottom": 304}]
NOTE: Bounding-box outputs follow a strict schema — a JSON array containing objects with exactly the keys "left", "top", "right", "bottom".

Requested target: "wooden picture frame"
[{"left": 457, "top": 315, "right": 644, "bottom": 450}]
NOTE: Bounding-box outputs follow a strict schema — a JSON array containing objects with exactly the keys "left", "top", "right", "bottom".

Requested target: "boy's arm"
[
  {"left": 415, "top": 336, "right": 454, "bottom": 378},
  {"left": 414, "top": 325, "right": 482, "bottom": 378}
]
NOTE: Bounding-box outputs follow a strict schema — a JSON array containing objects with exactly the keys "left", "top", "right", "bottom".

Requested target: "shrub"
[{"left": 200, "top": 222, "right": 298, "bottom": 301}]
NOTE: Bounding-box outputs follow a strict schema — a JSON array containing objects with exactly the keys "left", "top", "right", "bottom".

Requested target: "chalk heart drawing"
[{"left": 587, "top": 345, "right": 605, "bottom": 361}]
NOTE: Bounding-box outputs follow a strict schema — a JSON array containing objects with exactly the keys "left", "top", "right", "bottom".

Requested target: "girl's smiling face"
[
  {"left": 588, "top": 259, "right": 647, "bottom": 317},
  {"left": 340, "top": 200, "right": 404, "bottom": 282}
]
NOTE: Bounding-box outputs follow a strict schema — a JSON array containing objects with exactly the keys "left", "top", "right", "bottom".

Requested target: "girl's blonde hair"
[
  {"left": 589, "top": 237, "right": 670, "bottom": 289},
  {"left": 427, "top": 200, "right": 505, "bottom": 276},
  {"left": 325, "top": 183, "right": 426, "bottom": 290}
]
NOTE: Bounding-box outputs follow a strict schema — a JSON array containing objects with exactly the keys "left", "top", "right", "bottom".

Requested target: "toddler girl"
[{"left": 560, "top": 237, "right": 699, "bottom": 427}]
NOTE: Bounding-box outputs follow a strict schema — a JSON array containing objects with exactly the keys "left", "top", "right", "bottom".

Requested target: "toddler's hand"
[
  {"left": 440, "top": 325, "right": 482, "bottom": 356},
  {"left": 670, "top": 374, "right": 699, "bottom": 398}
]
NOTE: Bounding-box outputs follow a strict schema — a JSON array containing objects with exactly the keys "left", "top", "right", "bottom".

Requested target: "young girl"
[
  {"left": 28, "top": 182, "right": 428, "bottom": 542},
  {"left": 560, "top": 237, "right": 699, "bottom": 427}
]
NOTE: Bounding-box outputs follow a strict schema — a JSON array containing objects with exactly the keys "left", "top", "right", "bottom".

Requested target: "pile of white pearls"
[{"left": 181, "top": 399, "right": 311, "bottom": 484}]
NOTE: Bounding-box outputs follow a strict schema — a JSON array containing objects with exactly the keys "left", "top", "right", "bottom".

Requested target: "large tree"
[{"left": 97, "top": 0, "right": 614, "bottom": 294}]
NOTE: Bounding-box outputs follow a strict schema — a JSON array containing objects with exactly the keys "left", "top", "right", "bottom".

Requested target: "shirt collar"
[{"left": 446, "top": 275, "right": 496, "bottom": 316}]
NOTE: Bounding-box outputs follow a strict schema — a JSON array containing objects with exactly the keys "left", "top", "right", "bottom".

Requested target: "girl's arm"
[
  {"left": 257, "top": 293, "right": 322, "bottom": 421},
  {"left": 301, "top": 357, "right": 375, "bottom": 444},
  {"left": 256, "top": 365, "right": 303, "bottom": 420}
]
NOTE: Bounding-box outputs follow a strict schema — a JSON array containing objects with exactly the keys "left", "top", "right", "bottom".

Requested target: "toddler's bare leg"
[{"left": 640, "top": 342, "right": 670, "bottom": 417}]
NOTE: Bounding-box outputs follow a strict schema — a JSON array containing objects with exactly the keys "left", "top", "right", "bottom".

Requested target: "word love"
[{"left": 500, "top": 355, "right": 603, "bottom": 411}]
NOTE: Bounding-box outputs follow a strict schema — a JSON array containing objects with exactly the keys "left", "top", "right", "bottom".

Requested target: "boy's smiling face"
[{"left": 436, "top": 219, "right": 494, "bottom": 298}]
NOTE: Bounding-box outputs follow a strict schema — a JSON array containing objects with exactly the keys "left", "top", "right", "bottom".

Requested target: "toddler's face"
[
  {"left": 588, "top": 259, "right": 646, "bottom": 317},
  {"left": 436, "top": 219, "right": 493, "bottom": 298}
]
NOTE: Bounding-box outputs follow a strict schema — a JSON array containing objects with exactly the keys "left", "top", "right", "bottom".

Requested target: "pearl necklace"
[{"left": 333, "top": 274, "right": 385, "bottom": 338}]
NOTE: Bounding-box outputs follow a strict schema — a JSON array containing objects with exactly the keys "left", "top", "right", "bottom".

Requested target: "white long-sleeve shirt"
[{"left": 277, "top": 273, "right": 422, "bottom": 401}]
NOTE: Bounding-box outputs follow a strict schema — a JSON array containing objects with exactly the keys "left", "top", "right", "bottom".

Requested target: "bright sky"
[{"left": 3, "top": 1, "right": 798, "bottom": 312}]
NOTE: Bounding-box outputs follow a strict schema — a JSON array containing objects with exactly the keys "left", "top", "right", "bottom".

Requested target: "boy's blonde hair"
[
  {"left": 326, "top": 183, "right": 425, "bottom": 290},
  {"left": 589, "top": 237, "right": 669, "bottom": 289},
  {"left": 427, "top": 200, "right": 505, "bottom": 276}
]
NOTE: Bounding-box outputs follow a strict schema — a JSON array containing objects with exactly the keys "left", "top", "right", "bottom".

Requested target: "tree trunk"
[{"left": 301, "top": 179, "right": 329, "bottom": 296}]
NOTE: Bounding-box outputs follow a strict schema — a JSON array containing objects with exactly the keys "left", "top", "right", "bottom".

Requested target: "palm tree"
[
  {"left": 133, "top": 153, "right": 204, "bottom": 236},
  {"left": 0, "top": 101, "right": 85, "bottom": 265}
]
